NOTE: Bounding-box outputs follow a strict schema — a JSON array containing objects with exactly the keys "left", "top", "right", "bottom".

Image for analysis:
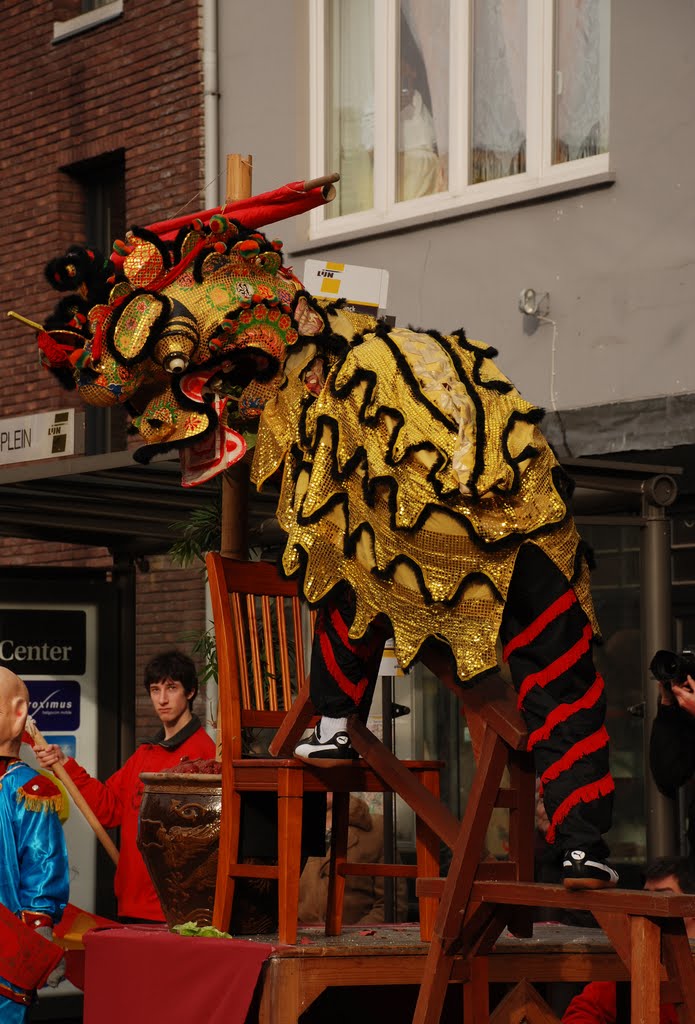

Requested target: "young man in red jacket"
[
  {"left": 562, "top": 856, "right": 695, "bottom": 1023},
  {"left": 35, "top": 650, "right": 215, "bottom": 922}
]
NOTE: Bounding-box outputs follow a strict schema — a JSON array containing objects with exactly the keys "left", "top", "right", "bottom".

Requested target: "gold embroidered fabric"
[{"left": 252, "top": 314, "right": 599, "bottom": 683}]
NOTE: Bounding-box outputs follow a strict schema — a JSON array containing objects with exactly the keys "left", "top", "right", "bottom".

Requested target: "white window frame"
[
  {"left": 308, "top": 0, "right": 610, "bottom": 242},
  {"left": 53, "top": 0, "right": 123, "bottom": 43}
]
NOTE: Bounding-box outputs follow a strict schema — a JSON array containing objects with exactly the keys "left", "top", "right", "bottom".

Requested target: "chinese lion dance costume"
[{"left": 33, "top": 183, "right": 615, "bottom": 885}]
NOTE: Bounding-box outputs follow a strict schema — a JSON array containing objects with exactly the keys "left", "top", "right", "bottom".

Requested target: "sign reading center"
[
  {"left": 0, "top": 409, "right": 81, "bottom": 467},
  {"left": 0, "top": 610, "right": 86, "bottom": 674}
]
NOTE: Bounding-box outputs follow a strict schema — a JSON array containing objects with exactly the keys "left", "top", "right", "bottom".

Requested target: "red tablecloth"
[{"left": 83, "top": 926, "right": 275, "bottom": 1024}]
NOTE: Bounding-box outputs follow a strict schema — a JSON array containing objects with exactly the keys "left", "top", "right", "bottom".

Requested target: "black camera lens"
[
  {"left": 650, "top": 650, "right": 680, "bottom": 684},
  {"left": 650, "top": 649, "right": 695, "bottom": 687}
]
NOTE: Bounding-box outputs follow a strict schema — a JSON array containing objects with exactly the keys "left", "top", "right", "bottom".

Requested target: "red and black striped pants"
[{"left": 308, "top": 544, "right": 614, "bottom": 855}]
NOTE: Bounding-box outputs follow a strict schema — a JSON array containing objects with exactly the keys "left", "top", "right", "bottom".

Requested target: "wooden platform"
[
  {"left": 79, "top": 918, "right": 695, "bottom": 1023},
  {"left": 253, "top": 922, "right": 633, "bottom": 1024}
]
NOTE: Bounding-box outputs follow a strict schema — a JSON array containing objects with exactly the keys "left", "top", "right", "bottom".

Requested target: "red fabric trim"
[
  {"left": 328, "top": 604, "right": 381, "bottom": 659},
  {"left": 503, "top": 588, "right": 577, "bottom": 661},
  {"left": 0, "top": 757, "right": 20, "bottom": 778},
  {"left": 540, "top": 727, "right": 610, "bottom": 787},
  {"left": 0, "top": 901, "right": 63, "bottom": 991},
  {"left": 146, "top": 236, "right": 209, "bottom": 294},
  {"left": 91, "top": 320, "right": 103, "bottom": 363},
  {"left": 87, "top": 292, "right": 129, "bottom": 358},
  {"left": 545, "top": 773, "right": 615, "bottom": 845},
  {"left": 146, "top": 181, "right": 332, "bottom": 241},
  {"left": 20, "top": 912, "right": 52, "bottom": 930},
  {"left": 318, "top": 628, "right": 370, "bottom": 705},
  {"left": 517, "top": 623, "right": 593, "bottom": 708},
  {"left": 0, "top": 980, "right": 31, "bottom": 1006},
  {"left": 53, "top": 902, "right": 119, "bottom": 944},
  {"left": 328, "top": 604, "right": 359, "bottom": 651},
  {"left": 88, "top": 306, "right": 113, "bottom": 365},
  {"left": 109, "top": 236, "right": 209, "bottom": 291},
  {"left": 37, "top": 330, "right": 75, "bottom": 367},
  {"left": 526, "top": 674, "right": 605, "bottom": 750},
  {"left": 19, "top": 773, "right": 61, "bottom": 799}
]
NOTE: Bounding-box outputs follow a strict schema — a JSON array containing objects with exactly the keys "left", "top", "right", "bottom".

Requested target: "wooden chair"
[
  {"left": 206, "top": 552, "right": 449, "bottom": 944},
  {"left": 269, "top": 641, "right": 537, "bottom": 902}
]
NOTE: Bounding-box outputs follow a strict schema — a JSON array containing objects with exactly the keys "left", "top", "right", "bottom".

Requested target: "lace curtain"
[
  {"left": 326, "top": 0, "right": 375, "bottom": 218},
  {"left": 554, "top": 0, "right": 610, "bottom": 163},
  {"left": 471, "top": 0, "right": 528, "bottom": 184},
  {"left": 398, "top": 0, "right": 449, "bottom": 201}
]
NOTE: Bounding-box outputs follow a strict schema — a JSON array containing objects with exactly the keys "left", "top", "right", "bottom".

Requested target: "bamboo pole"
[
  {"left": 302, "top": 171, "right": 340, "bottom": 194},
  {"left": 26, "top": 718, "right": 120, "bottom": 867},
  {"left": 7, "top": 311, "right": 42, "bottom": 330},
  {"left": 220, "top": 153, "right": 253, "bottom": 561}
]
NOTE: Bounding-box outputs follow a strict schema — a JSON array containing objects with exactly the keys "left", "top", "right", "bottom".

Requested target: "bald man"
[{"left": 0, "top": 667, "right": 69, "bottom": 1022}]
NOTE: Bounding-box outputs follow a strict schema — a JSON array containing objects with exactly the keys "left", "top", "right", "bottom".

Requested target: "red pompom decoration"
[{"left": 209, "top": 214, "right": 228, "bottom": 234}]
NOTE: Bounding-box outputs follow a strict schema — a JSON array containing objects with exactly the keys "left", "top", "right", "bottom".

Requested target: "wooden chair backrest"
[{"left": 206, "top": 552, "right": 315, "bottom": 760}]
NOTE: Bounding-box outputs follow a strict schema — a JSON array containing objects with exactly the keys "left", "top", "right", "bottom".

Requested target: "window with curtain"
[
  {"left": 397, "top": 0, "right": 449, "bottom": 202},
  {"left": 325, "top": 0, "right": 375, "bottom": 218},
  {"left": 310, "top": 0, "right": 610, "bottom": 237},
  {"left": 553, "top": 0, "right": 610, "bottom": 164},
  {"left": 471, "top": 0, "right": 527, "bottom": 185}
]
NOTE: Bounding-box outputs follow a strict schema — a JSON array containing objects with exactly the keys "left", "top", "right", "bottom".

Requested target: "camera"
[{"left": 650, "top": 649, "right": 695, "bottom": 688}]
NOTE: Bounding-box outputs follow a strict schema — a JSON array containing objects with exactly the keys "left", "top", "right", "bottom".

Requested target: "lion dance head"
[{"left": 38, "top": 214, "right": 326, "bottom": 484}]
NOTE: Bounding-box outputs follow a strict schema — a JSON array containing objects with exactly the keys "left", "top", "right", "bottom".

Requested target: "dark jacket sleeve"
[{"left": 649, "top": 703, "right": 695, "bottom": 794}]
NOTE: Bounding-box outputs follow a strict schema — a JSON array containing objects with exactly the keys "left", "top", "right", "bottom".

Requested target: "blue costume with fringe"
[{"left": 0, "top": 758, "right": 69, "bottom": 1023}]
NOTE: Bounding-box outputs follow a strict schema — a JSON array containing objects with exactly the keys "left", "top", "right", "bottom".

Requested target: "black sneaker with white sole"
[
  {"left": 562, "top": 849, "right": 619, "bottom": 890},
  {"left": 294, "top": 726, "right": 358, "bottom": 766}
]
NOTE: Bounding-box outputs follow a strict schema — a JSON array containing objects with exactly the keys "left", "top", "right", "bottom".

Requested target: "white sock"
[{"left": 318, "top": 716, "right": 348, "bottom": 742}]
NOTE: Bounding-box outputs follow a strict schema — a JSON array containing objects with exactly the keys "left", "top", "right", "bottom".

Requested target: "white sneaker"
[
  {"left": 562, "top": 849, "right": 619, "bottom": 890},
  {"left": 293, "top": 726, "right": 357, "bottom": 767}
]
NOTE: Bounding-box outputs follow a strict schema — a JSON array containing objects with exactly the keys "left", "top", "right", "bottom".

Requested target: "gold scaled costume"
[{"left": 253, "top": 303, "right": 598, "bottom": 682}]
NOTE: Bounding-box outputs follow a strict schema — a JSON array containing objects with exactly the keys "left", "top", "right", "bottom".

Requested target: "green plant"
[
  {"left": 169, "top": 497, "right": 221, "bottom": 732},
  {"left": 178, "top": 625, "right": 218, "bottom": 689},
  {"left": 168, "top": 491, "right": 222, "bottom": 569}
]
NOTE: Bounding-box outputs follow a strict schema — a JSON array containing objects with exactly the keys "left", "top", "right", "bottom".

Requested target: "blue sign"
[
  {"left": 27, "top": 680, "right": 81, "bottom": 731},
  {"left": 43, "top": 735, "right": 77, "bottom": 759}
]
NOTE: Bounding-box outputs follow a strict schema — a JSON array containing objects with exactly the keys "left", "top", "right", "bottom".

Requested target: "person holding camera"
[{"left": 649, "top": 650, "right": 695, "bottom": 857}]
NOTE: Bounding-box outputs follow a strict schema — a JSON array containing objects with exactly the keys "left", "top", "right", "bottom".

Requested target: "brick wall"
[
  {"left": 134, "top": 554, "right": 210, "bottom": 740},
  {"left": 1, "top": 0, "right": 209, "bottom": 743}
]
